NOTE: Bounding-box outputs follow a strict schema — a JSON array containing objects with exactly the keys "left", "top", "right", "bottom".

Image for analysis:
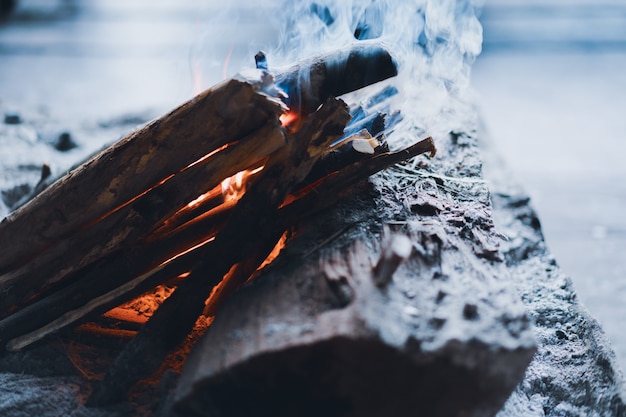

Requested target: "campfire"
[
  {"left": 0, "top": 43, "right": 435, "bottom": 405},
  {"left": 0, "top": 2, "right": 543, "bottom": 416}
]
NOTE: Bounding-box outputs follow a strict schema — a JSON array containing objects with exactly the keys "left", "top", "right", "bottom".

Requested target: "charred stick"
[
  {"left": 0, "top": 210, "right": 230, "bottom": 351},
  {"left": 3, "top": 237, "right": 218, "bottom": 352},
  {"left": 202, "top": 230, "right": 288, "bottom": 317},
  {"left": 302, "top": 131, "right": 381, "bottom": 186},
  {"left": 284, "top": 136, "right": 437, "bottom": 220},
  {"left": 342, "top": 111, "right": 387, "bottom": 138},
  {"left": 274, "top": 42, "right": 397, "bottom": 116}
]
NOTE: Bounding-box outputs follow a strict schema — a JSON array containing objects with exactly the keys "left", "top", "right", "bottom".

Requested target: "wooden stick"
[
  {"left": 373, "top": 234, "right": 413, "bottom": 287},
  {"left": 202, "top": 231, "right": 289, "bottom": 317},
  {"left": 284, "top": 137, "right": 437, "bottom": 219}
]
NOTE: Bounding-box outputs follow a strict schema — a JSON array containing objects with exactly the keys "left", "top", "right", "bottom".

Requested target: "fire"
[
  {"left": 220, "top": 165, "right": 263, "bottom": 203},
  {"left": 280, "top": 111, "right": 299, "bottom": 129},
  {"left": 156, "top": 159, "right": 264, "bottom": 237},
  {"left": 222, "top": 46, "right": 234, "bottom": 80},
  {"left": 203, "top": 231, "right": 289, "bottom": 316},
  {"left": 257, "top": 231, "right": 289, "bottom": 271},
  {"left": 95, "top": 157, "right": 274, "bottom": 353},
  {"left": 185, "top": 187, "right": 221, "bottom": 210}
]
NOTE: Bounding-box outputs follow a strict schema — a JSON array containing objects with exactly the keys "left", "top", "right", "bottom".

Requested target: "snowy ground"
[{"left": 474, "top": 0, "right": 626, "bottom": 373}]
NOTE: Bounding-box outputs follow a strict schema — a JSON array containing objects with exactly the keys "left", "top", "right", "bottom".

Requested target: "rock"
[
  {"left": 1, "top": 183, "right": 32, "bottom": 210},
  {"left": 53, "top": 132, "right": 77, "bottom": 152},
  {"left": 3, "top": 112, "right": 22, "bottom": 125}
]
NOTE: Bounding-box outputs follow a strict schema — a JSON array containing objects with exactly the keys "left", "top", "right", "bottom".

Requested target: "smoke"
[{"left": 192, "top": 0, "right": 484, "bottom": 144}]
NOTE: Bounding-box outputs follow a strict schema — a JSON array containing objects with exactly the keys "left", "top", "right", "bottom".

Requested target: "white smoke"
[{"left": 192, "top": 0, "right": 484, "bottom": 145}]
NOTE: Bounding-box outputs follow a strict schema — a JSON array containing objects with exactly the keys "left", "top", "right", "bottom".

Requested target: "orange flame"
[
  {"left": 280, "top": 111, "right": 298, "bottom": 127},
  {"left": 257, "top": 231, "right": 289, "bottom": 271},
  {"left": 220, "top": 166, "right": 264, "bottom": 203},
  {"left": 185, "top": 187, "right": 222, "bottom": 210},
  {"left": 203, "top": 231, "right": 289, "bottom": 317}
]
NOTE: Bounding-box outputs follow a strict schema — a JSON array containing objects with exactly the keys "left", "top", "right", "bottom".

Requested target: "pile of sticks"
[{"left": 0, "top": 43, "right": 436, "bottom": 404}]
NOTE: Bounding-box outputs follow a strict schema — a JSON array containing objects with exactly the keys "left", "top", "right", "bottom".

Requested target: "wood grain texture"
[{"left": 0, "top": 78, "right": 283, "bottom": 274}]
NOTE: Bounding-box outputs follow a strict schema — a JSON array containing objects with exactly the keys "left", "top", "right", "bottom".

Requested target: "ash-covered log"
[{"left": 173, "top": 130, "right": 537, "bottom": 417}]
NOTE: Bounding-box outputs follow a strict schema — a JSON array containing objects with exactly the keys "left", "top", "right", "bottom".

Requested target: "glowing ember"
[
  {"left": 160, "top": 236, "right": 216, "bottom": 267},
  {"left": 104, "top": 285, "right": 177, "bottom": 325},
  {"left": 279, "top": 111, "right": 299, "bottom": 127},
  {"left": 257, "top": 231, "right": 289, "bottom": 271},
  {"left": 203, "top": 231, "right": 289, "bottom": 317},
  {"left": 186, "top": 187, "right": 221, "bottom": 209}
]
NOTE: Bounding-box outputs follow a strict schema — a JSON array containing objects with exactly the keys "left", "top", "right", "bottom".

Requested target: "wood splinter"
[{"left": 373, "top": 234, "right": 413, "bottom": 287}]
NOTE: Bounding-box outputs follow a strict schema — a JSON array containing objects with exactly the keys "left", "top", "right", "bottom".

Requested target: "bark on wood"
[
  {"left": 0, "top": 78, "right": 284, "bottom": 274},
  {"left": 0, "top": 122, "right": 285, "bottom": 316}
]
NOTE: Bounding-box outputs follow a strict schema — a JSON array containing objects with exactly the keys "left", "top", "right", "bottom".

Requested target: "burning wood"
[
  {"left": 274, "top": 42, "right": 397, "bottom": 116},
  {"left": 0, "top": 43, "right": 437, "bottom": 405}
]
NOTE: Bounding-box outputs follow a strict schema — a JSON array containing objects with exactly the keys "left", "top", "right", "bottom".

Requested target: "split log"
[{"left": 0, "top": 77, "right": 284, "bottom": 275}]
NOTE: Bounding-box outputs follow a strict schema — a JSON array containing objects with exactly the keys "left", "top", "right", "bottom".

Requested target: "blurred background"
[
  {"left": 0, "top": 0, "right": 624, "bottom": 372},
  {"left": 474, "top": 0, "right": 626, "bottom": 372}
]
